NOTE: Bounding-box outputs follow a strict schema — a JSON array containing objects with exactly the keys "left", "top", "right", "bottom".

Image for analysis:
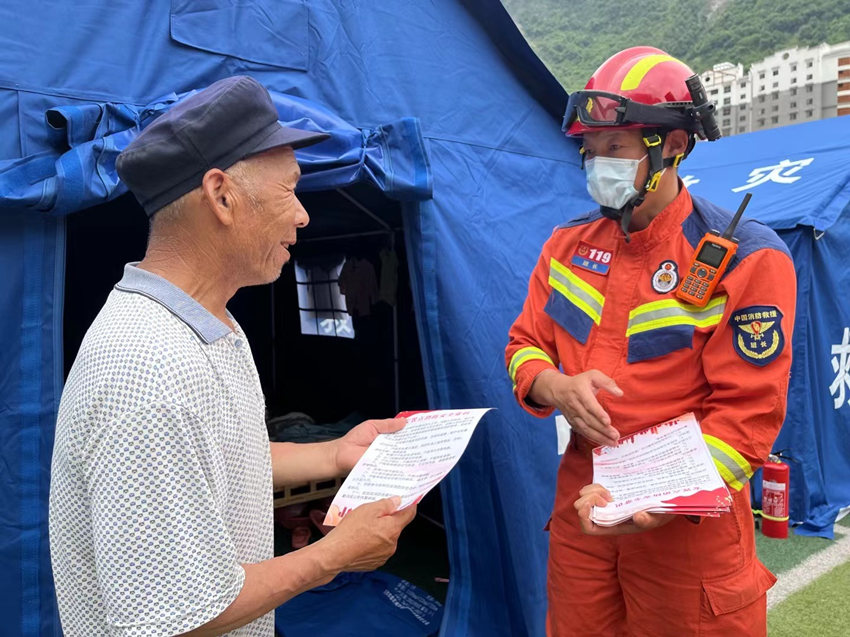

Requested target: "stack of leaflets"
[{"left": 590, "top": 412, "right": 732, "bottom": 526}]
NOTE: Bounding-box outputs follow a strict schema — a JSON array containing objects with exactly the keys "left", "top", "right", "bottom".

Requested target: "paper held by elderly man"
[
  {"left": 324, "top": 409, "right": 492, "bottom": 526},
  {"left": 590, "top": 412, "right": 732, "bottom": 526}
]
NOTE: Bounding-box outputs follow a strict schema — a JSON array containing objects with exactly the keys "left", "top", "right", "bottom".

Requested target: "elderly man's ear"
[{"left": 201, "top": 168, "right": 241, "bottom": 227}]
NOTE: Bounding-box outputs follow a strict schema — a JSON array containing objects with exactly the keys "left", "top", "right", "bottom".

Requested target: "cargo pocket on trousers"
[{"left": 702, "top": 559, "right": 776, "bottom": 616}]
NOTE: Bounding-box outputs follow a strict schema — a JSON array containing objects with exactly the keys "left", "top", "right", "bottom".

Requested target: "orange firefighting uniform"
[{"left": 506, "top": 185, "right": 796, "bottom": 636}]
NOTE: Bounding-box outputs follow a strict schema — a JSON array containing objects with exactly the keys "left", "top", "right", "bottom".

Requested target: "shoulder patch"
[{"left": 730, "top": 305, "right": 785, "bottom": 366}]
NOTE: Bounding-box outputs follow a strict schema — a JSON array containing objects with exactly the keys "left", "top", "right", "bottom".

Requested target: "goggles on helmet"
[{"left": 562, "top": 90, "right": 699, "bottom": 134}]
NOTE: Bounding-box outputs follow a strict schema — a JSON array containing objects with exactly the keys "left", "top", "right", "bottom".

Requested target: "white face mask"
[{"left": 585, "top": 155, "right": 646, "bottom": 209}]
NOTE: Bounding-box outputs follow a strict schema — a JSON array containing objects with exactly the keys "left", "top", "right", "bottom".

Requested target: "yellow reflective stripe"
[
  {"left": 712, "top": 459, "right": 744, "bottom": 491},
  {"left": 760, "top": 511, "right": 789, "bottom": 522},
  {"left": 626, "top": 296, "right": 727, "bottom": 337},
  {"left": 629, "top": 295, "right": 726, "bottom": 320},
  {"left": 627, "top": 313, "right": 724, "bottom": 336},
  {"left": 548, "top": 258, "right": 605, "bottom": 325},
  {"left": 620, "top": 54, "right": 689, "bottom": 91},
  {"left": 509, "top": 346, "right": 554, "bottom": 383},
  {"left": 549, "top": 258, "right": 604, "bottom": 306},
  {"left": 704, "top": 434, "right": 753, "bottom": 491}
]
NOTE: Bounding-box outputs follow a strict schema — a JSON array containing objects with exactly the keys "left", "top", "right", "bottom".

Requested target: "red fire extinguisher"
[{"left": 761, "top": 454, "right": 790, "bottom": 539}]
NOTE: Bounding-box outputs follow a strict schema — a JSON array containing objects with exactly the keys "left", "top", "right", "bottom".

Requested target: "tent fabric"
[
  {"left": 0, "top": 93, "right": 431, "bottom": 216},
  {"left": 682, "top": 116, "right": 850, "bottom": 231},
  {"left": 679, "top": 119, "right": 850, "bottom": 537},
  {"left": 0, "top": 210, "right": 65, "bottom": 637}
]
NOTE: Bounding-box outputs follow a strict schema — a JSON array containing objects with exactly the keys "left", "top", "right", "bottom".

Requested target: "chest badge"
[
  {"left": 571, "top": 241, "right": 612, "bottom": 276},
  {"left": 651, "top": 260, "right": 679, "bottom": 294}
]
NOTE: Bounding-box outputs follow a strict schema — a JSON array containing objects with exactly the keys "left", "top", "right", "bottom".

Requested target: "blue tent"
[
  {"left": 0, "top": 2, "right": 582, "bottom": 635},
  {"left": 2, "top": 2, "right": 850, "bottom": 636}
]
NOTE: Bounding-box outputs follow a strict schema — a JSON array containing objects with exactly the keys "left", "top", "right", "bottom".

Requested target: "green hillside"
[{"left": 502, "top": 0, "right": 850, "bottom": 91}]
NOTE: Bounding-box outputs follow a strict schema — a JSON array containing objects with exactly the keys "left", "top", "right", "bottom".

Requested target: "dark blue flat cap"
[{"left": 116, "top": 75, "right": 329, "bottom": 216}]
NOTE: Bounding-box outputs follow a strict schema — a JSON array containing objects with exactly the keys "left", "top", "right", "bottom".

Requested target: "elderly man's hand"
[
  {"left": 573, "top": 483, "right": 675, "bottom": 536},
  {"left": 318, "top": 497, "right": 417, "bottom": 572},
  {"left": 332, "top": 417, "right": 406, "bottom": 475}
]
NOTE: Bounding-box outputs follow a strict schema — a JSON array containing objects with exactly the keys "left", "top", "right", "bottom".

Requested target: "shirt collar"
[
  {"left": 114, "top": 263, "right": 232, "bottom": 344},
  {"left": 620, "top": 180, "right": 693, "bottom": 250}
]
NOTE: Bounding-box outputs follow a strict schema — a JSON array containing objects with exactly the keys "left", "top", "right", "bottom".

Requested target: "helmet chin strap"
[
  {"left": 599, "top": 128, "right": 685, "bottom": 243},
  {"left": 587, "top": 128, "right": 689, "bottom": 243},
  {"left": 600, "top": 197, "right": 640, "bottom": 243}
]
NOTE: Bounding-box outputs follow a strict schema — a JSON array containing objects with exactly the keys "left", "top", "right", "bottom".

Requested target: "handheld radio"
[{"left": 676, "top": 193, "right": 752, "bottom": 307}]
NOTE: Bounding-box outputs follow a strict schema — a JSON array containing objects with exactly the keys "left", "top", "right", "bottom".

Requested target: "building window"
[
  {"left": 757, "top": 118, "right": 765, "bottom": 126},
  {"left": 723, "top": 119, "right": 731, "bottom": 127},
  {"left": 739, "top": 81, "right": 747, "bottom": 88},
  {"left": 791, "top": 87, "right": 797, "bottom": 96},
  {"left": 722, "top": 106, "right": 731, "bottom": 115},
  {"left": 758, "top": 72, "right": 765, "bottom": 79},
  {"left": 791, "top": 77, "right": 797, "bottom": 84},
  {"left": 771, "top": 116, "right": 779, "bottom": 124},
  {"left": 791, "top": 64, "right": 797, "bottom": 72},
  {"left": 806, "top": 85, "right": 813, "bottom": 93},
  {"left": 758, "top": 95, "right": 765, "bottom": 103},
  {"left": 790, "top": 101, "right": 797, "bottom": 108},
  {"left": 772, "top": 82, "right": 779, "bottom": 88},
  {"left": 739, "top": 114, "right": 747, "bottom": 121},
  {"left": 806, "top": 59, "right": 813, "bottom": 67},
  {"left": 724, "top": 85, "right": 731, "bottom": 93},
  {"left": 805, "top": 109, "right": 813, "bottom": 117},
  {"left": 772, "top": 68, "right": 779, "bottom": 76},
  {"left": 710, "top": 89, "right": 718, "bottom": 96},
  {"left": 759, "top": 85, "right": 765, "bottom": 91},
  {"left": 722, "top": 127, "right": 731, "bottom": 136},
  {"left": 771, "top": 91, "right": 779, "bottom": 99},
  {"left": 806, "top": 74, "right": 813, "bottom": 80},
  {"left": 723, "top": 97, "right": 731, "bottom": 106},
  {"left": 740, "top": 94, "right": 746, "bottom": 100},
  {"left": 294, "top": 259, "right": 355, "bottom": 339},
  {"left": 806, "top": 98, "right": 813, "bottom": 105},
  {"left": 759, "top": 108, "right": 765, "bottom": 115},
  {"left": 790, "top": 113, "right": 797, "bottom": 120},
  {"left": 772, "top": 105, "right": 779, "bottom": 112}
]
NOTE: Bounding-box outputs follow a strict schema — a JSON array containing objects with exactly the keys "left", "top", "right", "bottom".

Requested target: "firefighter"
[{"left": 506, "top": 47, "right": 796, "bottom": 635}]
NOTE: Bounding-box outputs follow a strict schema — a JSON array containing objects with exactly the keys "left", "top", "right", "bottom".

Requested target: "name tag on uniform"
[{"left": 571, "top": 241, "right": 611, "bottom": 276}]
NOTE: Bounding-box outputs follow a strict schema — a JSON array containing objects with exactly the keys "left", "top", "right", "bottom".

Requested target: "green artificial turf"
[
  {"left": 767, "top": 560, "right": 850, "bottom": 637},
  {"left": 756, "top": 528, "right": 834, "bottom": 575}
]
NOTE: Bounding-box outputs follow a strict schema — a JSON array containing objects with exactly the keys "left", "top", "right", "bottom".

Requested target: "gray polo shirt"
[{"left": 49, "top": 264, "right": 274, "bottom": 637}]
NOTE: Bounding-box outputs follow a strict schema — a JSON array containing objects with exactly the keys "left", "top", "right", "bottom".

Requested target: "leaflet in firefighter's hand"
[
  {"left": 323, "top": 408, "right": 491, "bottom": 526},
  {"left": 590, "top": 412, "right": 732, "bottom": 527}
]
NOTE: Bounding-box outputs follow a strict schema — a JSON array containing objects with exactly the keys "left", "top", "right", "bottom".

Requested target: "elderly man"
[{"left": 49, "top": 76, "right": 415, "bottom": 637}]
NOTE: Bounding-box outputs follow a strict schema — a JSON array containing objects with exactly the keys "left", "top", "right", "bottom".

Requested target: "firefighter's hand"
[
  {"left": 574, "top": 484, "right": 675, "bottom": 536},
  {"left": 533, "top": 369, "right": 622, "bottom": 446}
]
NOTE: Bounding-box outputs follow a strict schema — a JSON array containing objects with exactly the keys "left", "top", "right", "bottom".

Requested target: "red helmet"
[{"left": 563, "top": 46, "right": 715, "bottom": 139}]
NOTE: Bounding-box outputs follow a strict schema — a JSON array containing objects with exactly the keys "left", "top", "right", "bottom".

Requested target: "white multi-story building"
[{"left": 698, "top": 41, "right": 850, "bottom": 136}]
